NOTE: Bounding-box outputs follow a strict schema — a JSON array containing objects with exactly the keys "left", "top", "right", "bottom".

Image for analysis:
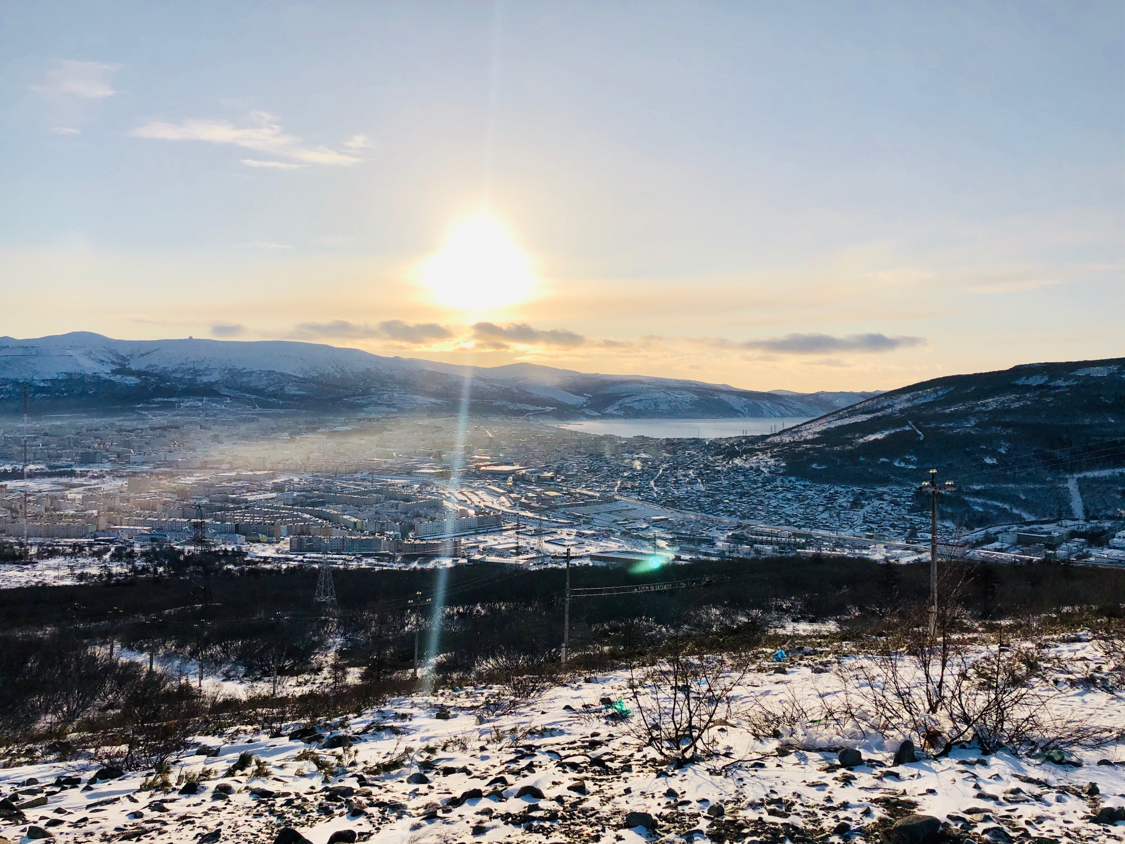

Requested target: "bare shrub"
[
  {"left": 742, "top": 683, "right": 849, "bottom": 747},
  {"left": 626, "top": 649, "right": 750, "bottom": 764},
  {"left": 839, "top": 625, "right": 1116, "bottom": 755},
  {"left": 477, "top": 651, "right": 557, "bottom": 717},
  {"left": 1094, "top": 619, "right": 1125, "bottom": 683},
  {"left": 115, "top": 668, "right": 202, "bottom": 769}
]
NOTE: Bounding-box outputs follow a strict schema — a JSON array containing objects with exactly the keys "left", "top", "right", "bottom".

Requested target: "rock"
[
  {"left": 0, "top": 798, "right": 25, "bottom": 820},
  {"left": 17, "top": 796, "right": 48, "bottom": 809},
  {"left": 1096, "top": 806, "right": 1117, "bottom": 824},
  {"left": 471, "top": 824, "right": 487, "bottom": 836},
  {"left": 456, "top": 788, "right": 483, "bottom": 804},
  {"left": 25, "top": 827, "right": 53, "bottom": 840},
  {"left": 196, "top": 745, "right": 221, "bottom": 757},
  {"left": 406, "top": 773, "right": 430, "bottom": 785},
  {"left": 249, "top": 787, "right": 276, "bottom": 799},
  {"left": 838, "top": 748, "right": 864, "bottom": 768},
  {"left": 324, "top": 786, "right": 355, "bottom": 798},
  {"left": 179, "top": 782, "right": 201, "bottom": 795},
  {"left": 434, "top": 708, "right": 452, "bottom": 720},
  {"left": 326, "top": 832, "right": 357, "bottom": 844},
  {"left": 624, "top": 811, "right": 656, "bottom": 830},
  {"left": 892, "top": 740, "right": 917, "bottom": 766},
  {"left": 288, "top": 726, "right": 321, "bottom": 741},
  {"left": 567, "top": 781, "right": 588, "bottom": 795},
  {"left": 53, "top": 776, "right": 81, "bottom": 788},
  {"left": 706, "top": 803, "right": 725, "bottom": 818},
  {"left": 487, "top": 775, "right": 509, "bottom": 787},
  {"left": 515, "top": 785, "right": 545, "bottom": 800},
  {"left": 198, "top": 830, "right": 222, "bottom": 844},
  {"left": 1086, "top": 782, "right": 1100, "bottom": 796},
  {"left": 213, "top": 783, "right": 234, "bottom": 795},
  {"left": 980, "top": 827, "right": 1013, "bottom": 843},
  {"left": 833, "top": 821, "right": 851, "bottom": 835},
  {"left": 885, "top": 814, "right": 941, "bottom": 844},
  {"left": 89, "top": 766, "right": 124, "bottom": 783},
  {"left": 274, "top": 830, "right": 313, "bottom": 844},
  {"left": 323, "top": 735, "right": 353, "bottom": 750}
]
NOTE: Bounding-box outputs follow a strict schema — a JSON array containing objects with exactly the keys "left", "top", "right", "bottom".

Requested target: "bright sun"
[{"left": 421, "top": 216, "right": 535, "bottom": 312}]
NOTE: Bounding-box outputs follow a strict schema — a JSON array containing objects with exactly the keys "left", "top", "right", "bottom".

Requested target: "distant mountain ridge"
[{"left": 0, "top": 332, "right": 873, "bottom": 419}]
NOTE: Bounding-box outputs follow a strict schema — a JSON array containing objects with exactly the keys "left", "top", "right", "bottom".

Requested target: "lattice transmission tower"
[{"left": 314, "top": 563, "right": 337, "bottom": 607}]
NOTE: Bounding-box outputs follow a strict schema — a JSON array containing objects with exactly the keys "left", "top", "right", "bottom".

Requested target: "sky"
[{"left": 0, "top": 1, "right": 1121, "bottom": 392}]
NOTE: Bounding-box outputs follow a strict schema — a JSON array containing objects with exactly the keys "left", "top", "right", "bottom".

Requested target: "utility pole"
[
  {"left": 408, "top": 592, "right": 430, "bottom": 680},
  {"left": 21, "top": 387, "right": 28, "bottom": 556},
  {"left": 920, "top": 469, "right": 957, "bottom": 637},
  {"left": 562, "top": 546, "right": 572, "bottom": 665}
]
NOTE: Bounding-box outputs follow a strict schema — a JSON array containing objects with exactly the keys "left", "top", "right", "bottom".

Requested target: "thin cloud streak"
[
  {"left": 210, "top": 323, "right": 245, "bottom": 338},
  {"left": 33, "top": 60, "right": 120, "bottom": 100},
  {"left": 131, "top": 111, "right": 361, "bottom": 167},
  {"left": 295, "top": 319, "right": 453, "bottom": 344},
  {"left": 740, "top": 333, "right": 925, "bottom": 354},
  {"left": 242, "top": 159, "right": 307, "bottom": 170},
  {"left": 471, "top": 322, "right": 586, "bottom": 350}
]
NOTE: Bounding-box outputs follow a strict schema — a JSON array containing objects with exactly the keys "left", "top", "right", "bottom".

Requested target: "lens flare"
[
  {"left": 420, "top": 365, "right": 475, "bottom": 695},
  {"left": 629, "top": 553, "right": 673, "bottom": 575}
]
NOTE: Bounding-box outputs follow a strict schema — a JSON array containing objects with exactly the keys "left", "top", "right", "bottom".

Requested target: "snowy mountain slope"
[
  {"left": 728, "top": 357, "right": 1125, "bottom": 521},
  {"left": 0, "top": 333, "right": 871, "bottom": 419},
  {"left": 2, "top": 639, "right": 1122, "bottom": 844}
]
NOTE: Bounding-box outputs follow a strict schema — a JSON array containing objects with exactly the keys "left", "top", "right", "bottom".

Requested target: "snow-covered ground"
[{"left": 3, "top": 638, "right": 1124, "bottom": 843}]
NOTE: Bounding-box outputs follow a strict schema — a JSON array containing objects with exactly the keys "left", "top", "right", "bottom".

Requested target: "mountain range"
[{"left": 0, "top": 332, "right": 874, "bottom": 419}]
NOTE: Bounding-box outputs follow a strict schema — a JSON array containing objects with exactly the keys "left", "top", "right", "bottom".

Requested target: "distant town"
[{"left": 2, "top": 406, "right": 1122, "bottom": 585}]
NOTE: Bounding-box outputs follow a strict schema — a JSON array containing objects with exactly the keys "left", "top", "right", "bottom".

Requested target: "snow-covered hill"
[
  {"left": 729, "top": 357, "right": 1125, "bottom": 522},
  {"left": 2, "top": 639, "right": 1122, "bottom": 844},
  {"left": 0, "top": 333, "right": 871, "bottom": 419}
]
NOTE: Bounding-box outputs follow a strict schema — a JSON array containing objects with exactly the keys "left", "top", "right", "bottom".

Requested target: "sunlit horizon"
[{"left": 0, "top": 2, "right": 1120, "bottom": 393}]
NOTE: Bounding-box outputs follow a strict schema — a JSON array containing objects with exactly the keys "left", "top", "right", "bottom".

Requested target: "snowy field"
[{"left": 3, "top": 638, "right": 1124, "bottom": 843}]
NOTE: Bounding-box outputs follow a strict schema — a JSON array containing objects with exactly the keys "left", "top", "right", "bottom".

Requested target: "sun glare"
[{"left": 421, "top": 216, "right": 535, "bottom": 312}]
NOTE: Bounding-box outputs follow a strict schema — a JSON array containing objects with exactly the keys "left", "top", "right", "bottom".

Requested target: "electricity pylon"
[{"left": 314, "top": 563, "right": 337, "bottom": 608}]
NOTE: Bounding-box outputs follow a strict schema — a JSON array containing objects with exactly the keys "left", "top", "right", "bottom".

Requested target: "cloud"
[
  {"left": 471, "top": 322, "right": 587, "bottom": 350},
  {"left": 244, "top": 242, "right": 292, "bottom": 249},
  {"left": 241, "top": 158, "right": 307, "bottom": 170},
  {"left": 210, "top": 323, "right": 245, "bottom": 338},
  {"left": 131, "top": 110, "right": 361, "bottom": 167},
  {"left": 295, "top": 319, "right": 453, "bottom": 344},
  {"left": 33, "top": 60, "right": 120, "bottom": 100},
  {"left": 51, "top": 126, "right": 81, "bottom": 135},
  {"left": 343, "top": 134, "right": 373, "bottom": 150},
  {"left": 741, "top": 333, "right": 924, "bottom": 354},
  {"left": 966, "top": 278, "right": 1060, "bottom": 294}
]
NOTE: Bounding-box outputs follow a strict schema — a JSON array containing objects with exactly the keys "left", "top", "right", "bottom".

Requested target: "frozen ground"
[{"left": 3, "top": 638, "right": 1125, "bottom": 843}]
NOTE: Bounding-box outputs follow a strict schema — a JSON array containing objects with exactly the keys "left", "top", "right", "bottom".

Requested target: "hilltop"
[
  {"left": 727, "top": 358, "right": 1125, "bottom": 523},
  {"left": 0, "top": 333, "right": 871, "bottom": 419}
]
